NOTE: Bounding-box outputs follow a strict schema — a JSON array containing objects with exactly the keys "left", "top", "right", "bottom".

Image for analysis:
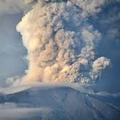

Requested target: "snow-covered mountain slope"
[{"left": 0, "top": 85, "right": 120, "bottom": 120}]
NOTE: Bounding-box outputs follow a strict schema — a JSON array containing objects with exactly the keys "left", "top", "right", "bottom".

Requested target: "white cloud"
[{"left": 92, "top": 57, "right": 110, "bottom": 79}]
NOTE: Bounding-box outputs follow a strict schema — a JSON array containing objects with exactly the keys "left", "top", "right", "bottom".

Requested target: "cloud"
[
  {"left": 14, "top": 0, "right": 110, "bottom": 86},
  {"left": 0, "top": 0, "right": 116, "bottom": 16},
  {"left": 0, "top": 0, "right": 33, "bottom": 15},
  {"left": 92, "top": 57, "right": 110, "bottom": 79},
  {"left": 0, "top": 102, "right": 51, "bottom": 120},
  {"left": 70, "top": 0, "right": 106, "bottom": 17},
  {"left": 24, "top": 0, "right": 35, "bottom": 4}
]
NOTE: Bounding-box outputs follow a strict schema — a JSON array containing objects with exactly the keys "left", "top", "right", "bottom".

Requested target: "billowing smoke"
[{"left": 15, "top": 0, "right": 110, "bottom": 85}]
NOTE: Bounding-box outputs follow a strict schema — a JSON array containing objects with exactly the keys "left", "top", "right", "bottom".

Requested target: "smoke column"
[{"left": 15, "top": 0, "right": 110, "bottom": 85}]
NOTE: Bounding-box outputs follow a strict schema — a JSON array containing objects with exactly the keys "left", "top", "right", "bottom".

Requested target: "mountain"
[{"left": 0, "top": 85, "right": 120, "bottom": 120}]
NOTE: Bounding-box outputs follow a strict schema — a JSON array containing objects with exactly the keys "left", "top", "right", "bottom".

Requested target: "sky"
[{"left": 0, "top": 0, "right": 119, "bottom": 92}]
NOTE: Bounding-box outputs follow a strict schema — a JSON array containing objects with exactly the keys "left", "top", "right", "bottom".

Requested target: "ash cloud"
[{"left": 14, "top": 0, "right": 110, "bottom": 85}]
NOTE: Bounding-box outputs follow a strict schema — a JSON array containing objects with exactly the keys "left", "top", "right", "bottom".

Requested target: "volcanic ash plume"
[{"left": 16, "top": 0, "right": 110, "bottom": 85}]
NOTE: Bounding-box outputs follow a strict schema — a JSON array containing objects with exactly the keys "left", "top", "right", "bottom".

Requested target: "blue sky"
[{"left": 0, "top": 13, "right": 27, "bottom": 85}]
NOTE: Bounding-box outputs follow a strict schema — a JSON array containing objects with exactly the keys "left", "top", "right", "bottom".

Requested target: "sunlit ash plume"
[{"left": 16, "top": 0, "right": 110, "bottom": 85}]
